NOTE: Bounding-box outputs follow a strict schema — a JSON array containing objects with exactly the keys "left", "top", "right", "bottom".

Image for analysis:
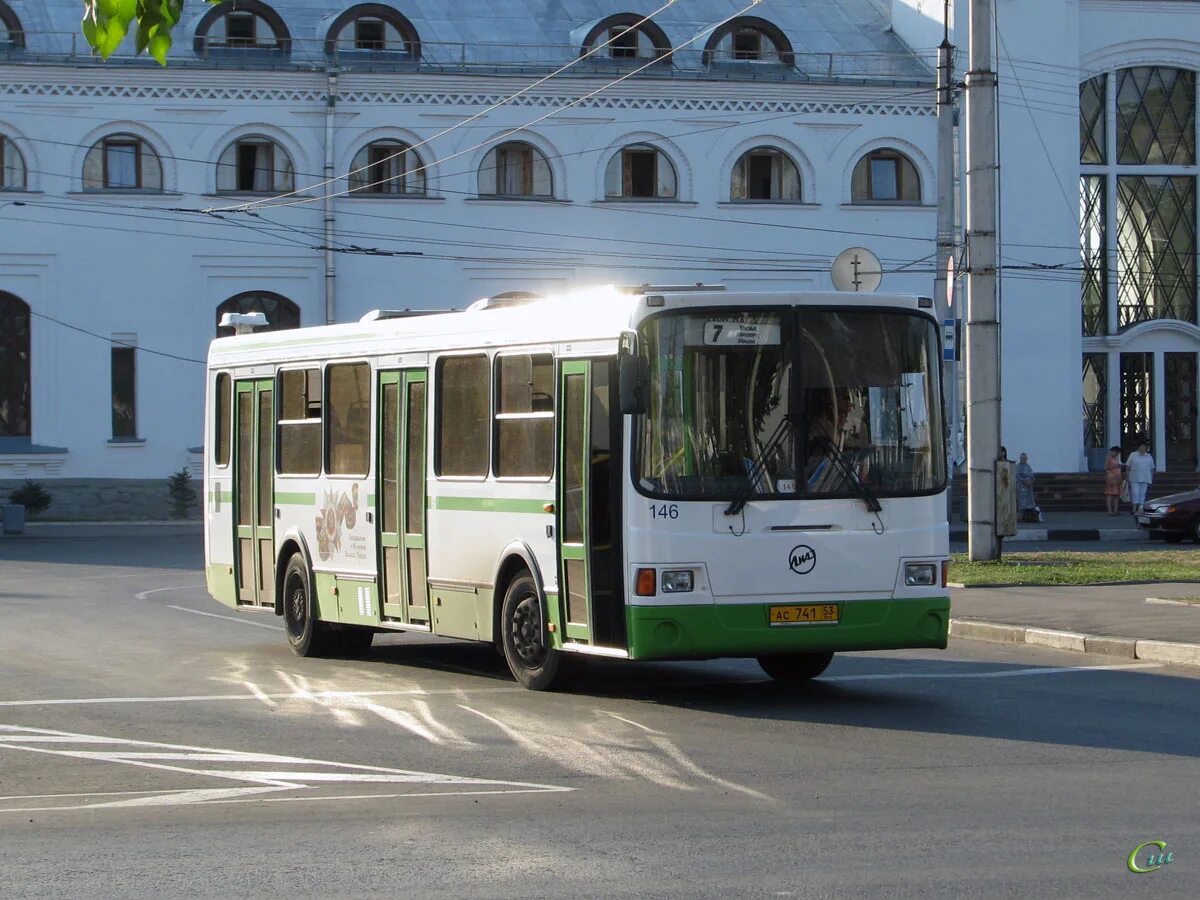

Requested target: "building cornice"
[{"left": 0, "top": 68, "right": 935, "bottom": 117}]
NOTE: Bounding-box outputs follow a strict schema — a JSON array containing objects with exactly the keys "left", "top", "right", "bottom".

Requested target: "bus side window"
[
  {"left": 326, "top": 362, "right": 371, "bottom": 476},
  {"left": 494, "top": 353, "right": 554, "bottom": 478},
  {"left": 436, "top": 355, "right": 490, "bottom": 477},
  {"left": 278, "top": 368, "right": 322, "bottom": 475},
  {"left": 215, "top": 372, "right": 231, "bottom": 467}
]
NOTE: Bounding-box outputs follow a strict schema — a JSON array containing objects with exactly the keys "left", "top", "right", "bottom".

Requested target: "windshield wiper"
[
  {"left": 725, "top": 414, "right": 796, "bottom": 517},
  {"left": 812, "top": 435, "right": 882, "bottom": 513}
]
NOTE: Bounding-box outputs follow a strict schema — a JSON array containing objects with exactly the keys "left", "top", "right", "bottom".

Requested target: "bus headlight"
[
  {"left": 904, "top": 563, "right": 937, "bottom": 587},
  {"left": 661, "top": 570, "right": 694, "bottom": 593}
]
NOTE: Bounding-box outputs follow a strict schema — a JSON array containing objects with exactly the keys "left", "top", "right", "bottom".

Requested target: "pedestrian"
[
  {"left": 1015, "top": 452, "right": 1041, "bottom": 522},
  {"left": 1126, "top": 441, "right": 1155, "bottom": 515},
  {"left": 999, "top": 446, "right": 1008, "bottom": 461},
  {"left": 1104, "top": 445, "right": 1123, "bottom": 516}
]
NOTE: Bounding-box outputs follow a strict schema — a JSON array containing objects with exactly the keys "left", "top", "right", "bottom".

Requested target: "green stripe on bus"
[
  {"left": 367, "top": 494, "right": 376, "bottom": 508},
  {"left": 430, "top": 496, "right": 548, "bottom": 514},
  {"left": 207, "top": 490, "right": 233, "bottom": 503},
  {"left": 275, "top": 492, "right": 316, "bottom": 505}
]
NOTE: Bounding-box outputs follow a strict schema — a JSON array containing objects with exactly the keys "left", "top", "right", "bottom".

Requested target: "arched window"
[
  {"left": 580, "top": 14, "right": 670, "bottom": 62},
  {"left": 349, "top": 140, "right": 426, "bottom": 195},
  {"left": 216, "top": 137, "right": 294, "bottom": 193},
  {"left": 194, "top": 0, "right": 291, "bottom": 54},
  {"left": 0, "top": 291, "right": 30, "bottom": 438},
  {"left": 0, "top": 2, "right": 24, "bottom": 49},
  {"left": 82, "top": 134, "right": 163, "bottom": 191},
  {"left": 0, "top": 134, "right": 26, "bottom": 190},
  {"left": 478, "top": 142, "right": 553, "bottom": 198},
  {"left": 703, "top": 17, "right": 794, "bottom": 66},
  {"left": 605, "top": 144, "right": 677, "bottom": 199},
  {"left": 851, "top": 149, "right": 921, "bottom": 203},
  {"left": 325, "top": 4, "right": 420, "bottom": 58},
  {"left": 215, "top": 292, "right": 300, "bottom": 338},
  {"left": 731, "top": 147, "right": 801, "bottom": 201}
]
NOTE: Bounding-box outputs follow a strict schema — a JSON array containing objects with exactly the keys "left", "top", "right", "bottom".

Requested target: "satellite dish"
[{"left": 831, "top": 247, "right": 882, "bottom": 293}]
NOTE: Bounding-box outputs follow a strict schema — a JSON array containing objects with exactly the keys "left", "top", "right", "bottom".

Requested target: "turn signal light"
[
  {"left": 941, "top": 559, "right": 949, "bottom": 588},
  {"left": 635, "top": 568, "right": 657, "bottom": 596}
]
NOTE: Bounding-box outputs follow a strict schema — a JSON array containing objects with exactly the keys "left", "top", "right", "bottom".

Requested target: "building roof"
[{"left": 3, "top": 0, "right": 931, "bottom": 82}]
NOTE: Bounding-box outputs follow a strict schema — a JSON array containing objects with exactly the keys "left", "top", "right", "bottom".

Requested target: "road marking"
[
  {"left": 135, "top": 585, "right": 204, "bottom": 600},
  {"left": 0, "top": 723, "right": 570, "bottom": 814},
  {"left": 0, "top": 686, "right": 521, "bottom": 708},
  {"left": 605, "top": 712, "right": 661, "bottom": 733},
  {"left": 166, "top": 604, "right": 283, "bottom": 630}
]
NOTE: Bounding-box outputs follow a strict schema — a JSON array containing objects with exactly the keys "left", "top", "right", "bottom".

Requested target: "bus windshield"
[{"left": 635, "top": 307, "right": 946, "bottom": 500}]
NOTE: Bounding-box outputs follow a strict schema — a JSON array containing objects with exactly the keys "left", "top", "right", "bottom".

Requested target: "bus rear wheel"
[
  {"left": 282, "top": 553, "right": 338, "bottom": 658},
  {"left": 757, "top": 651, "right": 834, "bottom": 682},
  {"left": 500, "top": 573, "right": 560, "bottom": 691}
]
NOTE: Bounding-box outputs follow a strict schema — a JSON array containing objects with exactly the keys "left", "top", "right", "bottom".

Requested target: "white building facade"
[
  {"left": 894, "top": 0, "right": 1200, "bottom": 475},
  {"left": 0, "top": 0, "right": 946, "bottom": 516}
]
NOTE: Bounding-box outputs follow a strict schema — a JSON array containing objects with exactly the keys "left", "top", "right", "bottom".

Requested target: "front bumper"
[
  {"left": 1136, "top": 513, "right": 1185, "bottom": 533},
  {"left": 627, "top": 597, "right": 950, "bottom": 660}
]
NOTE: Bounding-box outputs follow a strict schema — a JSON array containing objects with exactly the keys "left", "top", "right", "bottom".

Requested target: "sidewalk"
[
  {"left": 949, "top": 510, "right": 1146, "bottom": 543},
  {"left": 950, "top": 582, "right": 1200, "bottom": 668}
]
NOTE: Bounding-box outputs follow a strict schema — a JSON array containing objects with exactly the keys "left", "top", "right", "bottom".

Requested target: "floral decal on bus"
[{"left": 315, "top": 484, "right": 360, "bottom": 560}]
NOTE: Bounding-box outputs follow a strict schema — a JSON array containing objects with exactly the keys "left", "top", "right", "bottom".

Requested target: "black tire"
[
  {"left": 757, "top": 651, "right": 835, "bottom": 682},
  {"left": 500, "top": 573, "right": 560, "bottom": 690},
  {"left": 1191, "top": 517, "right": 1200, "bottom": 545},
  {"left": 282, "top": 553, "right": 338, "bottom": 657},
  {"left": 1163, "top": 532, "right": 1187, "bottom": 544}
]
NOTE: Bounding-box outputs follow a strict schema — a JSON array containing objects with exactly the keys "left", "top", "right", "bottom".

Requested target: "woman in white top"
[{"left": 1126, "top": 442, "right": 1155, "bottom": 515}]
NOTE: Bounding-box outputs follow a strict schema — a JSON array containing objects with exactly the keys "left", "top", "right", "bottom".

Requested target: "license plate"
[
  {"left": 768, "top": 604, "right": 839, "bottom": 626},
  {"left": 1138, "top": 516, "right": 1150, "bottom": 525}
]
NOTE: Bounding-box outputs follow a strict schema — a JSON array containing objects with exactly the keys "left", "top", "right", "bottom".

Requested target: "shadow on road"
[
  {"left": 0, "top": 533, "right": 201, "bottom": 571},
  {"left": 365, "top": 636, "right": 1199, "bottom": 760}
]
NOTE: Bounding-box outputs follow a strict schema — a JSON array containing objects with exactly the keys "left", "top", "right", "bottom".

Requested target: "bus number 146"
[{"left": 649, "top": 503, "right": 679, "bottom": 520}]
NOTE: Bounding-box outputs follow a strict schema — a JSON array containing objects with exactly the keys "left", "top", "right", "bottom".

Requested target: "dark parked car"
[{"left": 1137, "top": 488, "right": 1200, "bottom": 543}]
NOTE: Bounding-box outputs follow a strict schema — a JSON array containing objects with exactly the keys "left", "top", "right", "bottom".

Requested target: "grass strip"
[{"left": 950, "top": 550, "right": 1200, "bottom": 586}]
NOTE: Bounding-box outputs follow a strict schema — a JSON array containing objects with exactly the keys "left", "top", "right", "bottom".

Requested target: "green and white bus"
[{"left": 204, "top": 286, "right": 950, "bottom": 689}]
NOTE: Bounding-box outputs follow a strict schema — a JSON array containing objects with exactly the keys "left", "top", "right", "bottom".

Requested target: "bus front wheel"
[
  {"left": 500, "top": 574, "right": 560, "bottom": 691},
  {"left": 283, "top": 553, "right": 338, "bottom": 658},
  {"left": 757, "top": 652, "right": 834, "bottom": 682}
]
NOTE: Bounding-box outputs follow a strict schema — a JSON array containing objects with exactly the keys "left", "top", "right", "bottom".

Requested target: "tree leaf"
[{"left": 148, "top": 31, "right": 173, "bottom": 67}]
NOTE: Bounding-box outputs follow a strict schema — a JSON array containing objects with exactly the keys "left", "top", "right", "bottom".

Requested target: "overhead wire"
[
  {"left": 215, "top": 0, "right": 782, "bottom": 212},
  {"left": 211, "top": 0, "right": 685, "bottom": 211}
]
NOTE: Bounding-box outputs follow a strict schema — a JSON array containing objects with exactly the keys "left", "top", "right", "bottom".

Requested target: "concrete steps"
[{"left": 951, "top": 472, "right": 1200, "bottom": 512}]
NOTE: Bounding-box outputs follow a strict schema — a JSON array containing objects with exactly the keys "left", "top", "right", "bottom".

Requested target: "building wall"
[{"left": 0, "top": 61, "right": 940, "bottom": 496}]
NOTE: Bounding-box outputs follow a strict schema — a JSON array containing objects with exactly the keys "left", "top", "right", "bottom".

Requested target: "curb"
[
  {"left": 948, "top": 579, "right": 1200, "bottom": 590},
  {"left": 949, "top": 617, "right": 1200, "bottom": 668},
  {"left": 949, "top": 528, "right": 1145, "bottom": 543}
]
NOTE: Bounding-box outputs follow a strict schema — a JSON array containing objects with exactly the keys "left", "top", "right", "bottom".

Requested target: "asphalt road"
[{"left": 1, "top": 531, "right": 1196, "bottom": 899}]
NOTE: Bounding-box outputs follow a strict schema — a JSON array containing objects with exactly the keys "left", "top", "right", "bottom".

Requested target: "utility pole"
[
  {"left": 323, "top": 64, "right": 339, "bottom": 325},
  {"left": 965, "top": 0, "right": 1002, "bottom": 560},
  {"left": 933, "top": 2, "right": 957, "bottom": 521}
]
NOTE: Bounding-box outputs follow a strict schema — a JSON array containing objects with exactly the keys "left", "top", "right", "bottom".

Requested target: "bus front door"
[
  {"left": 234, "top": 378, "right": 274, "bottom": 607},
  {"left": 557, "top": 359, "right": 624, "bottom": 649},
  {"left": 378, "top": 369, "right": 430, "bottom": 626}
]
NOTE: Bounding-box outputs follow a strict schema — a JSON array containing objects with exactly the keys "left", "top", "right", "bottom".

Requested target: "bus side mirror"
[{"left": 618, "top": 354, "right": 648, "bottom": 416}]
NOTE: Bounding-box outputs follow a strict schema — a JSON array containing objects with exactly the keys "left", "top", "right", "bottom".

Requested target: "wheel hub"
[{"left": 510, "top": 595, "right": 546, "bottom": 666}]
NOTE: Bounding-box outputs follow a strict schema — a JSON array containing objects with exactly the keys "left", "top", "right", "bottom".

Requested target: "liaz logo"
[
  {"left": 1128, "top": 840, "right": 1174, "bottom": 874},
  {"left": 788, "top": 545, "right": 816, "bottom": 575}
]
